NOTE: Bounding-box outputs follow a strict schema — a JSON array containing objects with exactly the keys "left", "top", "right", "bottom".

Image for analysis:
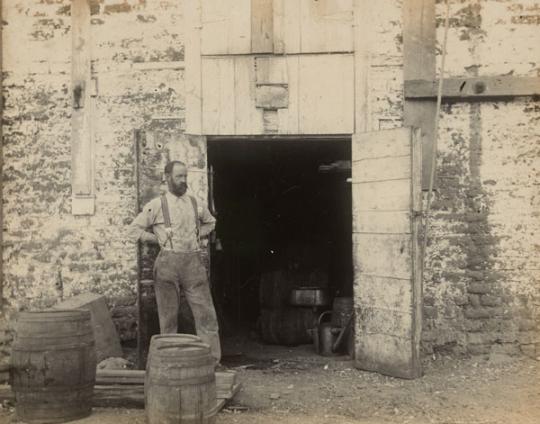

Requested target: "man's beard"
[{"left": 171, "top": 182, "right": 187, "bottom": 196}]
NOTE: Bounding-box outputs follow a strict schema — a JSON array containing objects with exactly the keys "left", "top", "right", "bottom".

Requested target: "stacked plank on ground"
[{"left": 0, "top": 370, "right": 240, "bottom": 411}]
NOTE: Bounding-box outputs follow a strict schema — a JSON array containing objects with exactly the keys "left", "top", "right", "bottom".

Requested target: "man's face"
[{"left": 167, "top": 163, "right": 188, "bottom": 196}]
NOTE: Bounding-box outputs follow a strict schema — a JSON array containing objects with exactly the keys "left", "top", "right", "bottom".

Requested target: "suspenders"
[{"left": 160, "top": 194, "right": 200, "bottom": 250}]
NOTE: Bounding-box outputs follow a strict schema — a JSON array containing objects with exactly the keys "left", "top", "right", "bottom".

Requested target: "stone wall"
[
  {"left": 0, "top": 0, "right": 538, "bottom": 377},
  {"left": 424, "top": 0, "right": 540, "bottom": 356},
  {"left": 1, "top": 0, "right": 186, "bottom": 360}
]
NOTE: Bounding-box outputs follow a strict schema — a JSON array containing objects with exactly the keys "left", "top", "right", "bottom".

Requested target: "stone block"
[
  {"left": 520, "top": 343, "right": 537, "bottom": 359},
  {"left": 54, "top": 293, "right": 123, "bottom": 362},
  {"left": 467, "top": 282, "right": 491, "bottom": 294},
  {"left": 480, "top": 295, "right": 502, "bottom": 307},
  {"left": 467, "top": 343, "right": 491, "bottom": 355},
  {"left": 468, "top": 294, "right": 481, "bottom": 307},
  {"left": 464, "top": 307, "right": 492, "bottom": 319}
]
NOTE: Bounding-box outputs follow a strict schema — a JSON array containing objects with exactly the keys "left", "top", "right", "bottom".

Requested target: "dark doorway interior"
[{"left": 208, "top": 138, "right": 352, "bottom": 346}]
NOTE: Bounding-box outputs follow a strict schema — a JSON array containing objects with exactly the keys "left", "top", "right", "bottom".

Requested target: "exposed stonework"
[{"left": 0, "top": 0, "right": 538, "bottom": 382}]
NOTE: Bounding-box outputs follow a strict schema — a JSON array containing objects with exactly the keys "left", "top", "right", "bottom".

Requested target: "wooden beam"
[
  {"left": 353, "top": 0, "right": 373, "bottom": 133},
  {"left": 405, "top": 76, "right": 540, "bottom": 100},
  {"left": 251, "top": 0, "right": 273, "bottom": 53},
  {"left": 403, "top": 0, "right": 436, "bottom": 189},
  {"left": 71, "top": 0, "right": 94, "bottom": 215},
  {"left": 184, "top": 0, "right": 203, "bottom": 134}
]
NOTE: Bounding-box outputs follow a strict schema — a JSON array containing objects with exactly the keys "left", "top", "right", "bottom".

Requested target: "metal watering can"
[{"left": 312, "top": 310, "right": 354, "bottom": 356}]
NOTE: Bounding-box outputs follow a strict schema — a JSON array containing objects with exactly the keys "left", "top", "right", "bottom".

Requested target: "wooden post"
[
  {"left": 353, "top": 0, "right": 373, "bottom": 133},
  {"left": 403, "top": 0, "right": 436, "bottom": 188},
  {"left": 71, "top": 0, "right": 95, "bottom": 215},
  {"left": 185, "top": 0, "right": 203, "bottom": 135}
]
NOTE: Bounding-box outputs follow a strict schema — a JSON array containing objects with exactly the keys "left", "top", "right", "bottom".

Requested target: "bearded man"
[{"left": 129, "top": 160, "right": 221, "bottom": 364}]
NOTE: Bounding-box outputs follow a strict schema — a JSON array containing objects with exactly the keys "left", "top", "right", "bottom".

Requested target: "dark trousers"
[{"left": 153, "top": 250, "right": 221, "bottom": 363}]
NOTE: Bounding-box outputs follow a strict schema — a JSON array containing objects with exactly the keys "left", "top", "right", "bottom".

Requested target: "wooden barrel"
[
  {"left": 10, "top": 310, "right": 96, "bottom": 424},
  {"left": 331, "top": 297, "right": 354, "bottom": 328},
  {"left": 144, "top": 334, "right": 204, "bottom": 400},
  {"left": 259, "top": 270, "right": 293, "bottom": 309},
  {"left": 145, "top": 341, "right": 216, "bottom": 424},
  {"left": 259, "top": 307, "right": 316, "bottom": 346}
]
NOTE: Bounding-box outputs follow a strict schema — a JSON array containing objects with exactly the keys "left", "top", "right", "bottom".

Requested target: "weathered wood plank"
[
  {"left": 355, "top": 274, "right": 413, "bottom": 314},
  {"left": 277, "top": 56, "right": 300, "bottom": 134},
  {"left": 255, "top": 85, "right": 288, "bottom": 109},
  {"left": 354, "top": 332, "right": 417, "bottom": 378},
  {"left": 404, "top": 76, "right": 540, "bottom": 100},
  {"left": 352, "top": 129, "right": 411, "bottom": 162},
  {"left": 281, "top": 0, "right": 301, "bottom": 53},
  {"left": 255, "top": 56, "right": 288, "bottom": 84},
  {"left": 357, "top": 307, "right": 413, "bottom": 338},
  {"left": 251, "top": 0, "right": 273, "bottom": 53},
  {"left": 298, "top": 54, "right": 354, "bottom": 134},
  {"left": 353, "top": 155, "right": 411, "bottom": 183},
  {"left": 411, "top": 127, "right": 423, "bottom": 377},
  {"left": 184, "top": 0, "right": 203, "bottom": 134},
  {"left": 352, "top": 233, "right": 412, "bottom": 280},
  {"left": 353, "top": 210, "right": 411, "bottom": 234},
  {"left": 201, "top": 0, "right": 251, "bottom": 55},
  {"left": 201, "top": 57, "right": 235, "bottom": 135},
  {"left": 71, "top": 0, "right": 94, "bottom": 214},
  {"left": 234, "top": 56, "right": 263, "bottom": 134},
  {"left": 352, "top": 179, "right": 411, "bottom": 211},
  {"left": 299, "top": 0, "right": 354, "bottom": 53},
  {"left": 272, "top": 0, "right": 286, "bottom": 53},
  {"left": 353, "top": 0, "right": 372, "bottom": 133},
  {"left": 403, "top": 0, "right": 436, "bottom": 188}
]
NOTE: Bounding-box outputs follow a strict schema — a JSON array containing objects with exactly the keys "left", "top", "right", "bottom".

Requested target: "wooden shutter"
[{"left": 352, "top": 127, "right": 423, "bottom": 379}]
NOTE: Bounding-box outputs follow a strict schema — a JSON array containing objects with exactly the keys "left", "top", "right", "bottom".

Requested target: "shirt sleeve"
[
  {"left": 199, "top": 203, "right": 216, "bottom": 238},
  {"left": 128, "top": 199, "right": 159, "bottom": 243}
]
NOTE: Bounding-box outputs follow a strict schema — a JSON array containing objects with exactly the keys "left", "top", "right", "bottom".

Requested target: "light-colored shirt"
[{"left": 129, "top": 191, "right": 216, "bottom": 252}]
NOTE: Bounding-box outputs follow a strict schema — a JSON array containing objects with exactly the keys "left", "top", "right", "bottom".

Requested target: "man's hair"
[{"left": 164, "top": 160, "right": 187, "bottom": 175}]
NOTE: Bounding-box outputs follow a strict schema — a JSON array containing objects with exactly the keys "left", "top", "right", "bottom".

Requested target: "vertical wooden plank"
[
  {"left": 299, "top": 0, "right": 354, "bottom": 53},
  {"left": 234, "top": 56, "right": 263, "bottom": 134},
  {"left": 201, "top": 0, "right": 251, "bottom": 54},
  {"left": 185, "top": 0, "right": 202, "bottom": 135},
  {"left": 71, "top": 0, "right": 94, "bottom": 215},
  {"left": 403, "top": 0, "right": 436, "bottom": 187},
  {"left": 282, "top": 0, "right": 301, "bottom": 53},
  {"left": 201, "top": 57, "right": 235, "bottom": 135},
  {"left": 298, "top": 54, "right": 354, "bottom": 134},
  {"left": 277, "top": 55, "right": 299, "bottom": 134},
  {"left": 410, "top": 127, "right": 423, "bottom": 376},
  {"left": 272, "top": 0, "right": 285, "bottom": 53},
  {"left": 251, "top": 0, "right": 273, "bottom": 53},
  {"left": 255, "top": 56, "right": 287, "bottom": 84},
  {"left": 353, "top": 0, "right": 372, "bottom": 133}
]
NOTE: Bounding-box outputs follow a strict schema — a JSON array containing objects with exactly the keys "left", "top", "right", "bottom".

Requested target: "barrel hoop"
[
  {"left": 13, "top": 382, "right": 95, "bottom": 394},
  {"left": 12, "top": 341, "right": 95, "bottom": 352},
  {"left": 14, "top": 331, "right": 94, "bottom": 339},
  {"left": 147, "top": 373, "right": 215, "bottom": 387}
]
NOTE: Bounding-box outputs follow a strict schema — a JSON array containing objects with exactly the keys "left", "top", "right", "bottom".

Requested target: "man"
[{"left": 129, "top": 160, "right": 221, "bottom": 364}]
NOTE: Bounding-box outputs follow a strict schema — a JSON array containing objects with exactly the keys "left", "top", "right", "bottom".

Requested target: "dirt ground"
[{"left": 1, "top": 340, "right": 538, "bottom": 424}]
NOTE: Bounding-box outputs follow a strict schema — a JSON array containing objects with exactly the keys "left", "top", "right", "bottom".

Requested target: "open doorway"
[{"left": 208, "top": 138, "right": 353, "bottom": 360}]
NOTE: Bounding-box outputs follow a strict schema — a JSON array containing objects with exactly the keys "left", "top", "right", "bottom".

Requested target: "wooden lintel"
[{"left": 405, "top": 76, "right": 540, "bottom": 100}]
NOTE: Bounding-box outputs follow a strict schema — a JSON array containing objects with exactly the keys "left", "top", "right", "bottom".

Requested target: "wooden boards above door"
[
  {"left": 200, "top": 0, "right": 354, "bottom": 55},
  {"left": 199, "top": 54, "right": 354, "bottom": 135}
]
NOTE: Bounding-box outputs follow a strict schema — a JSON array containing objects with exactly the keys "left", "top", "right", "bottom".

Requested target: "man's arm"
[
  {"left": 199, "top": 204, "right": 216, "bottom": 238},
  {"left": 128, "top": 201, "right": 160, "bottom": 245}
]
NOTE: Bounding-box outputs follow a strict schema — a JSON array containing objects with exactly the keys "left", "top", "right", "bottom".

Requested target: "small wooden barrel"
[
  {"left": 260, "top": 308, "right": 316, "bottom": 346},
  {"left": 145, "top": 341, "right": 217, "bottom": 424},
  {"left": 10, "top": 310, "right": 96, "bottom": 424}
]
